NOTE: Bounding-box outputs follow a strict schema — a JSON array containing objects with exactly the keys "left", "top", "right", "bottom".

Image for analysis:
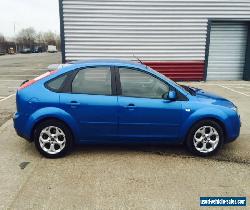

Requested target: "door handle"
[
  {"left": 125, "top": 103, "right": 136, "bottom": 110},
  {"left": 127, "top": 103, "right": 135, "bottom": 107},
  {"left": 67, "top": 101, "right": 80, "bottom": 106},
  {"left": 70, "top": 101, "right": 80, "bottom": 105}
]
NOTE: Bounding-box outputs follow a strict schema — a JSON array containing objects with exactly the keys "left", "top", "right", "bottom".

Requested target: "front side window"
[
  {"left": 119, "top": 68, "right": 169, "bottom": 99},
  {"left": 72, "top": 67, "right": 112, "bottom": 95}
]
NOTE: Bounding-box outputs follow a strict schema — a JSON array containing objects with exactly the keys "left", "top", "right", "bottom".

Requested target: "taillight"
[{"left": 18, "top": 70, "right": 57, "bottom": 90}]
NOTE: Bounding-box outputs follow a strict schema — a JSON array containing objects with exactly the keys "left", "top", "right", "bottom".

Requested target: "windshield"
[
  {"left": 163, "top": 75, "right": 191, "bottom": 95},
  {"left": 142, "top": 65, "right": 191, "bottom": 95}
]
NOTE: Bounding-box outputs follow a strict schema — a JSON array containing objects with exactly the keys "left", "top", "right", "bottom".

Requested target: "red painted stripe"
[{"left": 144, "top": 61, "right": 204, "bottom": 81}]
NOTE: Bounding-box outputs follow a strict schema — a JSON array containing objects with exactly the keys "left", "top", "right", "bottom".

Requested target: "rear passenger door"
[{"left": 60, "top": 66, "right": 118, "bottom": 141}]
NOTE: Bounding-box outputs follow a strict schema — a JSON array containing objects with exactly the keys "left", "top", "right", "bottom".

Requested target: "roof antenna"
[{"left": 133, "top": 54, "right": 144, "bottom": 65}]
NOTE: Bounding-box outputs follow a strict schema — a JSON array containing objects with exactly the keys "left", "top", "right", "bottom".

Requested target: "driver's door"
[{"left": 117, "top": 67, "right": 183, "bottom": 142}]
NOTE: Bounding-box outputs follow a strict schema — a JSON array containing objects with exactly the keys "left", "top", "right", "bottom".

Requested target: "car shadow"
[
  {"left": 23, "top": 139, "right": 245, "bottom": 164},
  {"left": 71, "top": 143, "right": 191, "bottom": 158},
  {"left": 70, "top": 143, "right": 246, "bottom": 164}
]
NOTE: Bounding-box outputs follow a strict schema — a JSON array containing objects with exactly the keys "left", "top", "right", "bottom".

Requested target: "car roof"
[
  {"left": 60, "top": 59, "right": 170, "bottom": 83},
  {"left": 68, "top": 59, "right": 147, "bottom": 69}
]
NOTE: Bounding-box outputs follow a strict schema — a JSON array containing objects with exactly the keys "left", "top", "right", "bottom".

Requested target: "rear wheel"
[
  {"left": 186, "top": 120, "right": 224, "bottom": 156},
  {"left": 34, "top": 120, "right": 73, "bottom": 158}
]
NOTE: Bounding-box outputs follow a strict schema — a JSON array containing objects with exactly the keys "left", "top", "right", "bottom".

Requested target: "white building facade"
[{"left": 59, "top": 0, "right": 250, "bottom": 81}]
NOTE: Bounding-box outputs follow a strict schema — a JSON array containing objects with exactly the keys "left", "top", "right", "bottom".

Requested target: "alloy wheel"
[
  {"left": 193, "top": 126, "right": 219, "bottom": 153},
  {"left": 39, "top": 126, "right": 66, "bottom": 155}
]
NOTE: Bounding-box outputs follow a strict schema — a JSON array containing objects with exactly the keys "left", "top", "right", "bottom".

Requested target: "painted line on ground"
[
  {"left": 217, "top": 85, "right": 250, "bottom": 97},
  {"left": 2, "top": 68, "right": 47, "bottom": 70},
  {"left": 7, "top": 87, "right": 18, "bottom": 89},
  {"left": 185, "top": 83, "right": 250, "bottom": 86},
  {"left": 219, "top": 84, "right": 250, "bottom": 86},
  {"left": 0, "top": 80, "right": 24, "bottom": 81},
  {"left": 0, "top": 69, "right": 47, "bottom": 71},
  {"left": 0, "top": 75, "right": 39, "bottom": 77},
  {"left": 234, "top": 86, "right": 247, "bottom": 89},
  {"left": 0, "top": 94, "right": 15, "bottom": 102}
]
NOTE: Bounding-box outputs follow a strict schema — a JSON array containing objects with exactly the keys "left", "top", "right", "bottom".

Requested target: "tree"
[
  {"left": 0, "top": 33, "right": 7, "bottom": 54},
  {"left": 43, "top": 31, "right": 57, "bottom": 45},
  {"left": 35, "top": 32, "right": 44, "bottom": 44},
  {"left": 0, "top": 33, "right": 6, "bottom": 43},
  {"left": 16, "top": 27, "right": 36, "bottom": 48},
  {"left": 41, "top": 31, "right": 61, "bottom": 51},
  {"left": 55, "top": 34, "right": 61, "bottom": 51},
  {"left": 14, "top": 28, "right": 60, "bottom": 52}
]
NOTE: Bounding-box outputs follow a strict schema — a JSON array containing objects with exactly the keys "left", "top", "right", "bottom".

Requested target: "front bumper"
[{"left": 225, "top": 114, "right": 241, "bottom": 143}]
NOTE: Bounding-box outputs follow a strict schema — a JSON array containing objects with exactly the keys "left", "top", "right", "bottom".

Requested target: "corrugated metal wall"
[
  {"left": 61, "top": 0, "right": 250, "bottom": 81},
  {"left": 207, "top": 22, "right": 248, "bottom": 80}
]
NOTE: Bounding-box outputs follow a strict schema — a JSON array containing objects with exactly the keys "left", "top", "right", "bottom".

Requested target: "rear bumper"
[{"left": 13, "top": 112, "right": 32, "bottom": 142}]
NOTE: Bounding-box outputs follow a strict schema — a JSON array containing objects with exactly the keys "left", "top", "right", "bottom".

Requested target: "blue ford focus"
[{"left": 13, "top": 60, "right": 241, "bottom": 158}]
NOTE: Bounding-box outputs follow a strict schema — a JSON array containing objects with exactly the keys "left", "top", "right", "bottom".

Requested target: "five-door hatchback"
[{"left": 13, "top": 60, "right": 241, "bottom": 158}]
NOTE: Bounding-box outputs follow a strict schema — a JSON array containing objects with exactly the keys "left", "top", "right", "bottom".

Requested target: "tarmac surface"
[{"left": 0, "top": 53, "right": 249, "bottom": 209}]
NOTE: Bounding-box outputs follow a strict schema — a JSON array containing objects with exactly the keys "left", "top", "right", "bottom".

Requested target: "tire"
[
  {"left": 186, "top": 120, "right": 224, "bottom": 156},
  {"left": 34, "top": 119, "right": 73, "bottom": 158}
]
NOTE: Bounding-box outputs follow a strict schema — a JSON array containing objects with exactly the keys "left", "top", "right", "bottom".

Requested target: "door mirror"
[
  {"left": 163, "top": 90, "right": 176, "bottom": 101},
  {"left": 168, "top": 91, "right": 176, "bottom": 100}
]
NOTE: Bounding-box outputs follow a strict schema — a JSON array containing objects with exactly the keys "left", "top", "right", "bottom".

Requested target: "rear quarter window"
[{"left": 45, "top": 74, "right": 67, "bottom": 92}]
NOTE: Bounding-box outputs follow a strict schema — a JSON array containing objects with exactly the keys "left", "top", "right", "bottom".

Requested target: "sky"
[{"left": 0, "top": 0, "right": 60, "bottom": 38}]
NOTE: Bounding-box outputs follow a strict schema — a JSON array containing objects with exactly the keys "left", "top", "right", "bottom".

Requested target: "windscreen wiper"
[{"left": 180, "top": 85, "right": 196, "bottom": 96}]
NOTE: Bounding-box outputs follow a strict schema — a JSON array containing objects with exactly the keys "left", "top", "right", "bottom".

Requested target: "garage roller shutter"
[{"left": 207, "top": 22, "right": 248, "bottom": 80}]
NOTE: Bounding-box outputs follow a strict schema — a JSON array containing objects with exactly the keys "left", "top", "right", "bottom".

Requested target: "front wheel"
[
  {"left": 186, "top": 120, "right": 224, "bottom": 156},
  {"left": 34, "top": 120, "right": 73, "bottom": 158}
]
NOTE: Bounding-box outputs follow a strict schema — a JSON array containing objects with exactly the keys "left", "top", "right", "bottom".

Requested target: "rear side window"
[
  {"left": 72, "top": 67, "right": 111, "bottom": 95},
  {"left": 46, "top": 74, "right": 67, "bottom": 92}
]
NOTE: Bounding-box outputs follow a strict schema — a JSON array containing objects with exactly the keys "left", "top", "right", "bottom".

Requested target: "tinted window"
[
  {"left": 72, "top": 67, "right": 111, "bottom": 95},
  {"left": 119, "top": 68, "right": 169, "bottom": 99},
  {"left": 46, "top": 74, "right": 67, "bottom": 92}
]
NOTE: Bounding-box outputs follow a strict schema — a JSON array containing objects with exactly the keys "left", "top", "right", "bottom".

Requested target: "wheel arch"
[
  {"left": 26, "top": 107, "right": 80, "bottom": 142},
  {"left": 183, "top": 117, "right": 227, "bottom": 143},
  {"left": 31, "top": 117, "right": 75, "bottom": 142}
]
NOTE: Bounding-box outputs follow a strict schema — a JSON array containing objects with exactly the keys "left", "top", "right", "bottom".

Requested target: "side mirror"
[
  {"left": 168, "top": 91, "right": 177, "bottom": 100},
  {"left": 163, "top": 90, "right": 176, "bottom": 101}
]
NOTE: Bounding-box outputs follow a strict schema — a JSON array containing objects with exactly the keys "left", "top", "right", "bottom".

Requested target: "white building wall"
[{"left": 61, "top": 0, "right": 250, "bottom": 80}]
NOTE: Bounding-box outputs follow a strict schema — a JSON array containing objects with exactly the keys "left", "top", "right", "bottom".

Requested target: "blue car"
[{"left": 13, "top": 60, "right": 241, "bottom": 158}]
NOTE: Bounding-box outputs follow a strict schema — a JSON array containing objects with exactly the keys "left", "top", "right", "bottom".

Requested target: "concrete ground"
[
  {"left": 0, "top": 53, "right": 61, "bottom": 126},
  {"left": 0, "top": 53, "right": 249, "bottom": 209}
]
